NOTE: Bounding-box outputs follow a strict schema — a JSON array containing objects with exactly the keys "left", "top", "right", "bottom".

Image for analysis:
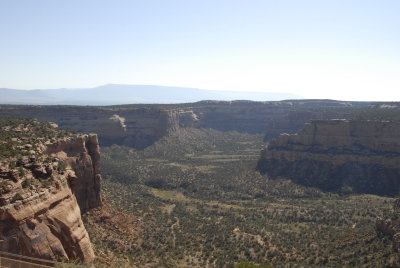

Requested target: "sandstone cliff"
[
  {"left": 257, "top": 119, "right": 400, "bottom": 196},
  {"left": 0, "top": 106, "right": 199, "bottom": 149},
  {"left": 0, "top": 100, "right": 371, "bottom": 149},
  {"left": 46, "top": 134, "right": 102, "bottom": 212},
  {"left": 194, "top": 100, "right": 360, "bottom": 136},
  {"left": 0, "top": 118, "right": 101, "bottom": 263}
]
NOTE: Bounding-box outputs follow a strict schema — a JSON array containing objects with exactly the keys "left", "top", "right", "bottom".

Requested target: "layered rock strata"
[
  {"left": 0, "top": 100, "right": 372, "bottom": 148},
  {"left": 0, "top": 180, "right": 95, "bottom": 263},
  {"left": 46, "top": 134, "right": 102, "bottom": 212},
  {"left": 0, "top": 106, "right": 199, "bottom": 149},
  {"left": 257, "top": 119, "right": 400, "bottom": 196},
  {"left": 0, "top": 121, "right": 101, "bottom": 263}
]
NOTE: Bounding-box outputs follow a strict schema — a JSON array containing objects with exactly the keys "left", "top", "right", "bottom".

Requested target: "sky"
[{"left": 0, "top": 0, "right": 399, "bottom": 101}]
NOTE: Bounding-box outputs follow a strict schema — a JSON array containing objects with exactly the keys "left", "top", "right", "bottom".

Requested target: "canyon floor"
[{"left": 83, "top": 128, "right": 397, "bottom": 267}]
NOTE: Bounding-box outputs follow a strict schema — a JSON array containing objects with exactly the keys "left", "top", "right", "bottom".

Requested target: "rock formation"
[
  {"left": 0, "top": 118, "right": 101, "bottom": 263},
  {"left": 0, "top": 106, "right": 200, "bottom": 149},
  {"left": 0, "top": 100, "right": 373, "bottom": 149},
  {"left": 46, "top": 134, "right": 102, "bottom": 212},
  {"left": 257, "top": 119, "right": 400, "bottom": 196},
  {"left": 194, "top": 100, "right": 360, "bottom": 136}
]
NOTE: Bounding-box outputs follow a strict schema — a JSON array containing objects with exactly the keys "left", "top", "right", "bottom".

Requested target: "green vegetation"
[
  {"left": 91, "top": 128, "right": 397, "bottom": 267},
  {"left": 58, "top": 160, "right": 67, "bottom": 173},
  {"left": 0, "top": 117, "right": 71, "bottom": 160},
  {"left": 235, "top": 261, "right": 273, "bottom": 268},
  {"left": 0, "top": 117, "right": 75, "bottom": 194}
]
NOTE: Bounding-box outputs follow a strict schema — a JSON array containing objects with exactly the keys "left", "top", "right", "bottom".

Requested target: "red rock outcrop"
[
  {"left": 257, "top": 119, "right": 400, "bottom": 196},
  {"left": 0, "top": 121, "right": 101, "bottom": 263},
  {"left": 0, "top": 179, "right": 95, "bottom": 263},
  {"left": 46, "top": 134, "right": 103, "bottom": 212}
]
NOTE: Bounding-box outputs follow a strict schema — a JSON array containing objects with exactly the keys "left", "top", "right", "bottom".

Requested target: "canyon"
[
  {"left": 1, "top": 100, "right": 400, "bottom": 266},
  {"left": 0, "top": 100, "right": 376, "bottom": 149}
]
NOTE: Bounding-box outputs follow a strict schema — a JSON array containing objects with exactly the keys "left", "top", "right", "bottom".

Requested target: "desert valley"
[{"left": 1, "top": 100, "right": 400, "bottom": 267}]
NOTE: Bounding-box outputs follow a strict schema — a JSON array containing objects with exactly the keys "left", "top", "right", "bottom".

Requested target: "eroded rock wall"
[
  {"left": 0, "top": 134, "right": 102, "bottom": 263},
  {"left": 0, "top": 180, "right": 95, "bottom": 263},
  {"left": 257, "top": 119, "right": 400, "bottom": 196},
  {"left": 0, "top": 106, "right": 198, "bottom": 149},
  {"left": 0, "top": 100, "right": 362, "bottom": 149},
  {"left": 46, "top": 134, "right": 103, "bottom": 212}
]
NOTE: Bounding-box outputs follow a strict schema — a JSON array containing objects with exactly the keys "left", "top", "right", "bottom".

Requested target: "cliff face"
[
  {"left": 46, "top": 134, "right": 102, "bottom": 212},
  {"left": 0, "top": 100, "right": 368, "bottom": 149},
  {"left": 0, "top": 106, "right": 199, "bottom": 149},
  {"left": 0, "top": 119, "right": 101, "bottom": 263},
  {"left": 194, "top": 100, "right": 359, "bottom": 136},
  {"left": 0, "top": 180, "right": 95, "bottom": 263},
  {"left": 257, "top": 119, "right": 400, "bottom": 196}
]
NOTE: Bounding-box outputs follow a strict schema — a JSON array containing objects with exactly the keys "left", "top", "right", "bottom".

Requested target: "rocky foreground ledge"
[
  {"left": 0, "top": 117, "right": 102, "bottom": 263},
  {"left": 257, "top": 119, "right": 400, "bottom": 196}
]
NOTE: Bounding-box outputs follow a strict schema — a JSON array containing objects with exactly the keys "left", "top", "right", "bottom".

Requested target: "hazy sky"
[{"left": 0, "top": 0, "right": 399, "bottom": 101}]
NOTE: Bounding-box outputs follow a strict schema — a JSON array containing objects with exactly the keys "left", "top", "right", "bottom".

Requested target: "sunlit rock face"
[
  {"left": 46, "top": 134, "right": 103, "bottom": 212},
  {"left": 0, "top": 182, "right": 95, "bottom": 263},
  {"left": 0, "top": 131, "right": 102, "bottom": 264},
  {"left": 0, "top": 106, "right": 198, "bottom": 149},
  {"left": 257, "top": 119, "right": 400, "bottom": 196}
]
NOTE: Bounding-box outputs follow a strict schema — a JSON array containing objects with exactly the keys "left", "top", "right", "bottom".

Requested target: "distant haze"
[{"left": 0, "top": 84, "right": 304, "bottom": 105}]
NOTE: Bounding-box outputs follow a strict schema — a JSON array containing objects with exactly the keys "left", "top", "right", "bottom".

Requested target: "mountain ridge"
[{"left": 0, "top": 84, "right": 303, "bottom": 105}]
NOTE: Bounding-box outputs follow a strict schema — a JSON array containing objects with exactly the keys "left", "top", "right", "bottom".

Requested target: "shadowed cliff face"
[
  {"left": 257, "top": 120, "right": 400, "bottom": 196},
  {"left": 0, "top": 120, "right": 101, "bottom": 263},
  {"left": 194, "top": 100, "right": 359, "bottom": 136}
]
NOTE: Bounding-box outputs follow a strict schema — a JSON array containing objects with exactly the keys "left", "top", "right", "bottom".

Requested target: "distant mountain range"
[{"left": 0, "top": 84, "right": 304, "bottom": 105}]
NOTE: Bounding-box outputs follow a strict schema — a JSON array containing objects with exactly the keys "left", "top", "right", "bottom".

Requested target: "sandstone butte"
[
  {"left": 0, "top": 119, "right": 102, "bottom": 264},
  {"left": 257, "top": 119, "right": 400, "bottom": 196}
]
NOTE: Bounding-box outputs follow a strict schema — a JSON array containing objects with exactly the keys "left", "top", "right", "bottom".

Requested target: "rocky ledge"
[
  {"left": 0, "top": 118, "right": 102, "bottom": 263},
  {"left": 257, "top": 119, "right": 400, "bottom": 196}
]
